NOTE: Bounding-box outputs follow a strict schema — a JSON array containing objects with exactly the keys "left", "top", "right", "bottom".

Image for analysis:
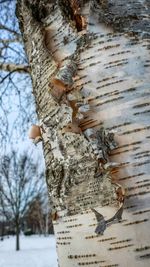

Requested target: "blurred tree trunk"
[
  {"left": 16, "top": 216, "right": 20, "bottom": 251},
  {"left": 0, "top": 218, "right": 4, "bottom": 241},
  {"left": 17, "top": 1, "right": 150, "bottom": 266}
]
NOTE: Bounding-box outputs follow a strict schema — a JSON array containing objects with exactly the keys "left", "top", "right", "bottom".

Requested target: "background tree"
[
  {"left": 24, "top": 193, "right": 53, "bottom": 235},
  {"left": 0, "top": 150, "right": 45, "bottom": 250},
  {"left": 24, "top": 195, "right": 45, "bottom": 235}
]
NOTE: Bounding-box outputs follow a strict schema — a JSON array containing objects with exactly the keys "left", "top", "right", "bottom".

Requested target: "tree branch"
[
  {"left": 0, "top": 23, "right": 21, "bottom": 37},
  {"left": 0, "top": 37, "right": 22, "bottom": 44},
  {"left": 0, "top": 63, "right": 30, "bottom": 73},
  {"left": 0, "top": 0, "right": 11, "bottom": 3}
]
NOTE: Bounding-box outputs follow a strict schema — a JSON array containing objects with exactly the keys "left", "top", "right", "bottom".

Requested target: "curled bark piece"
[
  {"left": 62, "top": 120, "right": 82, "bottom": 134},
  {"left": 58, "top": 0, "right": 87, "bottom": 32},
  {"left": 103, "top": 162, "right": 121, "bottom": 170},
  {"left": 51, "top": 210, "right": 59, "bottom": 221},
  {"left": 62, "top": 100, "right": 96, "bottom": 134},
  {"left": 61, "top": 98, "right": 89, "bottom": 134},
  {"left": 104, "top": 131, "right": 118, "bottom": 151},
  {"left": 112, "top": 182, "right": 126, "bottom": 204},
  {"left": 44, "top": 27, "right": 53, "bottom": 55},
  {"left": 70, "top": 0, "right": 87, "bottom": 32},
  {"left": 116, "top": 186, "right": 126, "bottom": 204},
  {"left": 52, "top": 60, "right": 77, "bottom": 87},
  {"left": 91, "top": 204, "right": 124, "bottom": 235},
  {"left": 83, "top": 127, "right": 118, "bottom": 163},
  {"left": 50, "top": 60, "right": 77, "bottom": 100},
  {"left": 83, "top": 128, "right": 95, "bottom": 139},
  {"left": 68, "top": 99, "right": 79, "bottom": 120},
  {"left": 28, "top": 125, "right": 42, "bottom": 144},
  {"left": 33, "top": 136, "right": 43, "bottom": 145},
  {"left": 74, "top": 14, "right": 87, "bottom": 32},
  {"left": 49, "top": 82, "right": 66, "bottom": 101}
]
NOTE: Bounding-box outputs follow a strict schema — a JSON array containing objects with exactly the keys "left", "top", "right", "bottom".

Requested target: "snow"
[{"left": 0, "top": 235, "right": 58, "bottom": 267}]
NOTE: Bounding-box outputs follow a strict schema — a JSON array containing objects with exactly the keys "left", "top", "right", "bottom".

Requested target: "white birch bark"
[{"left": 17, "top": 1, "right": 150, "bottom": 266}]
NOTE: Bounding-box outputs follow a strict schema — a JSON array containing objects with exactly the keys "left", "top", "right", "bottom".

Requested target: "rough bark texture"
[{"left": 17, "top": 0, "right": 150, "bottom": 266}]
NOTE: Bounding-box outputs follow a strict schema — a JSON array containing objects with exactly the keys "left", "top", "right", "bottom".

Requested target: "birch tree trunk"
[{"left": 17, "top": 1, "right": 150, "bottom": 266}]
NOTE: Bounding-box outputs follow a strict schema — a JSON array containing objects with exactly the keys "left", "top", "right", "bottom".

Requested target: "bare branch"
[
  {"left": 0, "top": 37, "right": 22, "bottom": 44},
  {"left": 0, "top": 62, "right": 30, "bottom": 73},
  {"left": 0, "top": 71, "right": 12, "bottom": 84},
  {"left": 0, "top": 23, "right": 21, "bottom": 37},
  {"left": 0, "top": 0, "right": 11, "bottom": 3}
]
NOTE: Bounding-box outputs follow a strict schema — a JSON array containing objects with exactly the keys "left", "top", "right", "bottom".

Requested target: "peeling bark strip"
[
  {"left": 58, "top": 0, "right": 87, "bottom": 31},
  {"left": 50, "top": 59, "right": 77, "bottom": 100},
  {"left": 17, "top": 0, "right": 150, "bottom": 266}
]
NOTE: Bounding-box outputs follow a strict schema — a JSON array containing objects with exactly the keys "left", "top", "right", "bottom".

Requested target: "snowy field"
[{"left": 0, "top": 235, "right": 58, "bottom": 267}]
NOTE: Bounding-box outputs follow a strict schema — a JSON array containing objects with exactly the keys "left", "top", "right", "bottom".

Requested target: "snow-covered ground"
[{"left": 0, "top": 235, "right": 58, "bottom": 267}]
